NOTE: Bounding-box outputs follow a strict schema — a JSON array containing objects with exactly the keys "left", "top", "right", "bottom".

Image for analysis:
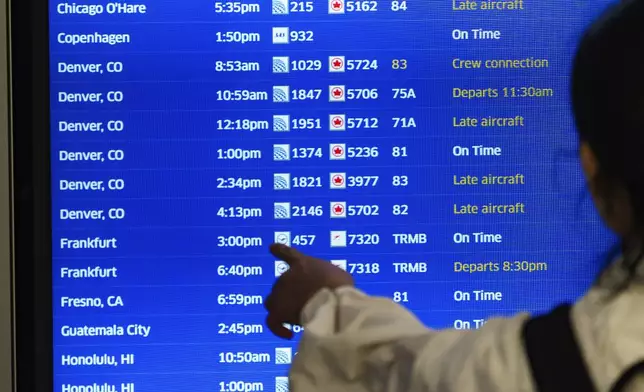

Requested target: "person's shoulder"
[
  {"left": 412, "top": 312, "right": 535, "bottom": 392},
  {"left": 572, "top": 285, "right": 644, "bottom": 390}
]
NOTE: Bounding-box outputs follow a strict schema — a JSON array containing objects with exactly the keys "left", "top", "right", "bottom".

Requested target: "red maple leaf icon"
[
  {"left": 333, "top": 117, "right": 343, "bottom": 126},
  {"left": 333, "top": 59, "right": 343, "bottom": 68},
  {"left": 332, "top": 88, "right": 343, "bottom": 98},
  {"left": 333, "top": 146, "right": 343, "bottom": 156},
  {"left": 332, "top": 1, "right": 343, "bottom": 10},
  {"left": 333, "top": 175, "right": 344, "bottom": 185},
  {"left": 333, "top": 204, "right": 344, "bottom": 214}
]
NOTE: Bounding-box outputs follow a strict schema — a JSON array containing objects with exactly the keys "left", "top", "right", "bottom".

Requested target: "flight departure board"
[{"left": 51, "top": 1, "right": 616, "bottom": 391}]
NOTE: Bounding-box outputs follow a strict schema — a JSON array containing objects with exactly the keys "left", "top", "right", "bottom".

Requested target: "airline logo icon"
[
  {"left": 329, "top": 114, "right": 346, "bottom": 131},
  {"left": 274, "top": 231, "right": 291, "bottom": 246},
  {"left": 331, "top": 259, "right": 348, "bottom": 270},
  {"left": 274, "top": 144, "right": 291, "bottom": 161},
  {"left": 272, "top": 0, "right": 290, "bottom": 14},
  {"left": 330, "top": 230, "right": 347, "bottom": 247},
  {"left": 274, "top": 202, "right": 291, "bottom": 219},
  {"left": 330, "top": 201, "right": 347, "bottom": 218},
  {"left": 329, "top": 85, "right": 345, "bottom": 102},
  {"left": 330, "top": 172, "right": 346, "bottom": 189},
  {"left": 329, "top": 56, "right": 345, "bottom": 72},
  {"left": 330, "top": 143, "right": 346, "bottom": 160},
  {"left": 273, "top": 27, "right": 290, "bottom": 44},
  {"left": 273, "top": 86, "right": 290, "bottom": 103},
  {"left": 273, "top": 57, "right": 290, "bottom": 73},
  {"left": 273, "top": 115, "right": 290, "bottom": 132},
  {"left": 275, "top": 260, "right": 290, "bottom": 277},
  {"left": 274, "top": 173, "right": 291, "bottom": 190},
  {"left": 275, "top": 377, "right": 290, "bottom": 392},
  {"left": 329, "top": 0, "right": 345, "bottom": 13},
  {"left": 275, "top": 347, "right": 293, "bottom": 364}
]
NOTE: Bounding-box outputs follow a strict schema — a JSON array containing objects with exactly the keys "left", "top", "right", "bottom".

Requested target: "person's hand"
[{"left": 264, "top": 243, "right": 354, "bottom": 339}]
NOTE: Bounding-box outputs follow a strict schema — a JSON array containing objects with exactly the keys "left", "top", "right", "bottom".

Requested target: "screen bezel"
[
  {"left": 11, "top": 0, "right": 53, "bottom": 389},
  {"left": 8, "top": 1, "right": 627, "bottom": 391},
  {"left": 1, "top": 0, "right": 14, "bottom": 389}
]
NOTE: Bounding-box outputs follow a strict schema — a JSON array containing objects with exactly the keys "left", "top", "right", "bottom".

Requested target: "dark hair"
[{"left": 571, "top": 0, "right": 644, "bottom": 290}]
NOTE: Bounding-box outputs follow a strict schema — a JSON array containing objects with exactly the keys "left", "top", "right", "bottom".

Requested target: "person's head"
[{"left": 573, "top": 0, "right": 644, "bottom": 248}]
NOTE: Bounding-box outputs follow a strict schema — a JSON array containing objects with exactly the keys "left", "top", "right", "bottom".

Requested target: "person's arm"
[{"left": 289, "top": 287, "right": 536, "bottom": 392}]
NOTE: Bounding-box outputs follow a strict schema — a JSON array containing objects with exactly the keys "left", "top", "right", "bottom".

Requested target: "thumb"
[{"left": 270, "top": 243, "right": 305, "bottom": 267}]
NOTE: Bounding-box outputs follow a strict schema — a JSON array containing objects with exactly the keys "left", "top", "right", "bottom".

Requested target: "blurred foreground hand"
[{"left": 264, "top": 243, "right": 354, "bottom": 339}]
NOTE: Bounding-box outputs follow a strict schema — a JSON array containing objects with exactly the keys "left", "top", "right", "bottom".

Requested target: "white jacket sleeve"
[{"left": 289, "top": 286, "right": 536, "bottom": 392}]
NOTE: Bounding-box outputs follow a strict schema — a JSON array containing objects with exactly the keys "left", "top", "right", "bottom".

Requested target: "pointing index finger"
[{"left": 270, "top": 243, "right": 304, "bottom": 266}]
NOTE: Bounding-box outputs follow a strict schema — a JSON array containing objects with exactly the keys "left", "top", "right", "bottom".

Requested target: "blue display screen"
[{"left": 51, "top": 1, "right": 617, "bottom": 391}]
